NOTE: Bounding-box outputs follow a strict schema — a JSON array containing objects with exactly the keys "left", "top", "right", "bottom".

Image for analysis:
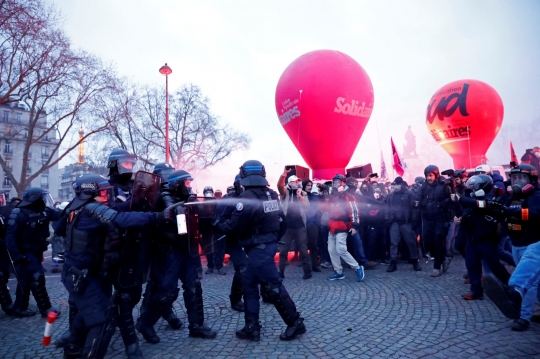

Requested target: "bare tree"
[
  {"left": 0, "top": 0, "right": 119, "bottom": 196},
  {"left": 89, "top": 83, "right": 251, "bottom": 172}
]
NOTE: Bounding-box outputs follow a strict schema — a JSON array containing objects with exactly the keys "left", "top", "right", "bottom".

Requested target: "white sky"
[{"left": 51, "top": 0, "right": 540, "bottom": 190}]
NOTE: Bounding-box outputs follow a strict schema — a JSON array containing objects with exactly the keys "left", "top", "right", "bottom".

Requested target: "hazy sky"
[{"left": 51, "top": 0, "right": 540, "bottom": 189}]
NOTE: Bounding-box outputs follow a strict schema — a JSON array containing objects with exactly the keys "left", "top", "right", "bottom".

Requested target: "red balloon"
[
  {"left": 275, "top": 50, "right": 374, "bottom": 179},
  {"left": 425, "top": 79, "right": 504, "bottom": 169}
]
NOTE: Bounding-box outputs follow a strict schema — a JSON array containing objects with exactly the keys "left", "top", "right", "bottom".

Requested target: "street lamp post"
[{"left": 159, "top": 63, "right": 172, "bottom": 163}]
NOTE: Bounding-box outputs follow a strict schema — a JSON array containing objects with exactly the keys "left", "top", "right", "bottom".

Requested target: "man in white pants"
[{"left": 326, "top": 174, "right": 364, "bottom": 282}]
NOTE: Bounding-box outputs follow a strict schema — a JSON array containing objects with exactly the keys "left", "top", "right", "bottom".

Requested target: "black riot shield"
[
  {"left": 185, "top": 197, "right": 216, "bottom": 257},
  {"left": 117, "top": 171, "right": 161, "bottom": 289}
]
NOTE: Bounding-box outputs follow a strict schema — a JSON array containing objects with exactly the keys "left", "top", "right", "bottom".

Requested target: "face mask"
[
  {"left": 393, "top": 185, "right": 401, "bottom": 192},
  {"left": 374, "top": 193, "right": 380, "bottom": 199},
  {"left": 204, "top": 192, "right": 213, "bottom": 198},
  {"left": 333, "top": 180, "right": 342, "bottom": 188},
  {"left": 470, "top": 189, "right": 485, "bottom": 198},
  {"left": 289, "top": 183, "right": 298, "bottom": 190}
]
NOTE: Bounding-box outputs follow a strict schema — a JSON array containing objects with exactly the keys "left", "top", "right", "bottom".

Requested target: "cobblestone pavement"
[{"left": 1, "top": 252, "right": 539, "bottom": 359}]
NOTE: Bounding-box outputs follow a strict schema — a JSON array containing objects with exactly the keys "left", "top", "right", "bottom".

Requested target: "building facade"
[{"left": 0, "top": 102, "right": 60, "bottom": 200}]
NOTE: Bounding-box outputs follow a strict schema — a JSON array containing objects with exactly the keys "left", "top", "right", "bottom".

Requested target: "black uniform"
[
  {"left": 218, "top": 183, "right": 306, "bottom": 341},
  {"left": 0, "top": 202, "right": 15, "bottom": 315},
  {"left": 6, "top": 195, "right": 60, "bottom": 317}
]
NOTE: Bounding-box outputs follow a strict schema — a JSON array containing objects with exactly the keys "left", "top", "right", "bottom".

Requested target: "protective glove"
[{"left": 156, "top": 206, "right": 175, "bottom": 223}]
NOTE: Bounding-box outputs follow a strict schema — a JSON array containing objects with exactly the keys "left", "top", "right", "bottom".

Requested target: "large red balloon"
[
  {"left": 275, "top": 50, "right": 374, "bottom": 179},
  {"left": 425, "top": 79, "right": 504, "bottom": 169}
]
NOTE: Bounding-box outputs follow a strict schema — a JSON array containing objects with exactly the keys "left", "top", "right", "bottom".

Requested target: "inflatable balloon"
[
  {"left": 275, "top": 50, "right": 374, "bottom": 179},
  {"left": 425, "top": 79, "right": 504, "bottom": 169}
]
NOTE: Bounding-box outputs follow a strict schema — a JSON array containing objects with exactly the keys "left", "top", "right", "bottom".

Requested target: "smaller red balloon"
[{"left": 425, "top": 79, "right": 504, "bottom": 169}]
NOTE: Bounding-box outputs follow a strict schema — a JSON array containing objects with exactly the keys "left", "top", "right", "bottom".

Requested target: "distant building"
[{"left": 0, "top": 102, "right": 60, "bottom": 199}]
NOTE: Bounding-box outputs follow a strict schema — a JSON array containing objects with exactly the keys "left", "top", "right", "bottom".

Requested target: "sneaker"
[
  {"left": 511, "top": 318, "right": 530, "bottom": 331},
  {"left": 320, "top": 262, "right": 332, "bottom": 268},
  {"left": 483, "top": 274, "right": 522, "bottom": 319},
  {"left": 303, "top": 272, "right": 312, "bottom": 280},
  {"left": 328, "top": 272, "right": 345, "bottom": 281},
  {"left": 431, "top": 269, "right": 441, "bottom": 278},
  {"left": 312, "top": 266, "right": 322, "bottom": 272},
  {"left": 412, "top": 261, "right": 422, "bottom": 271},
  {"left": 355, "top": 266, "right": 365, "bottom": 282}
]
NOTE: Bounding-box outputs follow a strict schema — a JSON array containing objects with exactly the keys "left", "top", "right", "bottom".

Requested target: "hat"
[
  {"left": 287, "top": 175, "right": 301, "bottom": 183},
  {"left": 393, "top": 177, "right": 404, "bottom": 185}
]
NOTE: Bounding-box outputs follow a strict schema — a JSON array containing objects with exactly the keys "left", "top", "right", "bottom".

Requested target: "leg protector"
[
  {"left": 184, "top": 280, "right": 216, "bottom": 339},
  {"left": 30, "top": 272, "right": 54, "bottom": 315},
  {"left": 84, "top": 321, "right": 116, "bottom": 359},
  {"left": 229, "top": 270, "right": 244, "bottom": 311},
  {"left": 117, "top": 293, "right": 138, "bottom": 347},
  {"left": 0, "top": 272, "right": 13, "bottom": 313},
  {"left": 161, "top": 306, "right": 183, "bottom": 330},
  {"left": 259, "top": 282, "right": 273, "bottom": 304},
  {"left": 265, "top": 284, "right": 299, "bottom": 326}
]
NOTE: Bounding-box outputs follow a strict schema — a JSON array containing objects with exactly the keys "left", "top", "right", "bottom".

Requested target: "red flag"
[
  {"left": 510, "top": 142, "right": 518, "bottom": 165},
  {"left": 391, "top": 137, "right": 405, "bottom": 176}
]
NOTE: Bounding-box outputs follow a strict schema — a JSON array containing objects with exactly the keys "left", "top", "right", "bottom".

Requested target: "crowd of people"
[{"left": 0, "top": 147, "right": 539, "bottom": 359}]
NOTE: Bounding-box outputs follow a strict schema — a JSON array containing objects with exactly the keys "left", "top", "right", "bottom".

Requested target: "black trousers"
[{"left": 422, "top": 218, "right": 447, "bottom": 269}]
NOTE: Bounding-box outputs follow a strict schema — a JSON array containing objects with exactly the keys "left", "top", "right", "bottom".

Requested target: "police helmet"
[
  {"left": 72, "top": 173, "right": 114, "bottom": 209},
  {"left": 424, "top": 165, "right": 440, "bottom": 178},
  {"left": 332, "top": 174, "right": 346, "bottom": 188},
  {"left": 474, "top": 164, "right": 493, "bottom": 176},
  {"left": 19, "top": 187, "right": 54, "bottom": 208},
  {"left": 466, "top": 175, "right": 493, "bottom": 196},
  {"left": 226, "top": 186, "right": 235, "bottom": 196},
  {"left": 239, "top": 160, "right": 268, "bottom": 187},
  {"left": 345, "top": 177, "right": 358, "bottom": 188},
  {"left": 167, "top": 170, "right": 194, "bottom": 196},
  {"left": 510, "top": 164, "right": 538, "bottom": 185},
  {"left": 153, "top": 162, "right": 175, "bottom": 181},
  {"left": 107, "top": 149, "right": 138, "bottom": 175}
]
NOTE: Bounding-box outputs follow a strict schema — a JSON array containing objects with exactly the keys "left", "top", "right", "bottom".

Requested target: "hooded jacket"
[{"left": 328, "top": 187, "right": 360, "bottom": 234}]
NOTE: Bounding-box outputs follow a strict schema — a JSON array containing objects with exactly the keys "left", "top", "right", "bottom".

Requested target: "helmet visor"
[
  {"left": 42, "top": 192, "right": 55, "bottom": 208},
  {"left": 117, "top": 158, "right": 139, "bottom": 174},
  {"left": 511, "top": 173, "right": 530, "bottom": 188}
]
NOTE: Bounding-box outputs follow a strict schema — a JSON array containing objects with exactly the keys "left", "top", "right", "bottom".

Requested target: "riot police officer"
[
  {"left": 106, "top": 149, "right": 145, "bottom": 358},
  {"left": 136, "top": 169, "right": 217, "bottom": 343},
  {"left": 0, "top": 191, "right": 16, "bottom": 315},
  {"left": 484, "top": 164, "right": 540, "bottom": 331},
  {"left": 138, "top": 162, "right": 183, "bottom": 336},
  {"left": 453, "top": 175, "right": 510, "bottom": 300},
  {"left": 217, "top": 160, "right": 306, "bottom": 342},
  {"left": 5, "top": 188, "right": 60, "bottom": 317},
  {"left": 54, "top": 173, "right": 172, "bottom": 359}
]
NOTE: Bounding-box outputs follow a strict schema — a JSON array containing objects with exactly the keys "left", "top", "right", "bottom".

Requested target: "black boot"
[
  {"left": 235, "top": 316, "right": 261, "bottom": 342},
  {"left": 162, "top": 308, "right": 183, "bottom": 330},
  {"left": 387, "top": 260, "right": 397, "bottom": 273},
  {"left": 125, "top": 342, "right": 143, "bottom": 359},
  {"left": 279, "top": 316, "right": 306, "bottom": 341},
  {"left": 63, "top": 343, "right": 82, "bottom": 359},
  {"left": 230, "top": 271, "right": 245, "bottom": 312},
  {"left": 412, "top": 261, "right": 422, "bottom": 271},
  {"left": 10, "top": 307, "right": 36, "bottom": 317},
  {"left": 30, "top": 273, "right": 60, "bottom": 317},
  {"left": 188, "top": 323, "right": 217, "bottom": 339},
  {"left": 136, "top": 316, "right": 160, "bottom": 344}
]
